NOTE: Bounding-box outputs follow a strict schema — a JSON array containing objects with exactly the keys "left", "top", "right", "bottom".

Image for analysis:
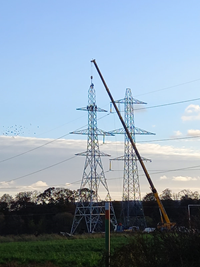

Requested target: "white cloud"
[
  {"left": 0, "top": 180, "right": 48, "bottom": 193},
  {"left": 160, "top": 175, "right": 167, "bottom": 180},
  {"left": 0, "top": 180, "right": 14, "bottom": 188},
  {"left": 29, "top": 181, "right": 48, "bottom": 188},
  {"left": 172, "top": 176, "right": 198, "bottom": 182},
  {"left": 0, "top": 135, "right": 87, "bottom": 153},
  {"left": 137, "top": 143, "right": 200, "bottom": 157},
  {"left": 174, "top": 131, "right": 182, "bottom": 136},
  {"left": 1, "top": 136, "right": 200, "bottom": 199},
  {"left": 181, "top": 104, "right": 200, "bottom": 121},
  {"left": 103, "top": 141, "right": 200, "bottom": 158},
  {"left": 187, "top": 129, "right": 200, "bottom": 137},
  {"left": 3, "top": 136, "right": 200, "bottom": 163}
]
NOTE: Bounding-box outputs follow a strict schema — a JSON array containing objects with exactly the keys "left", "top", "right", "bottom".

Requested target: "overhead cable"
[
  {"left": 134, "top": 78, "right": 200, "bottom": 97},
  {"left": 134, "top": 97, "right": 200, "bottom": 111}
]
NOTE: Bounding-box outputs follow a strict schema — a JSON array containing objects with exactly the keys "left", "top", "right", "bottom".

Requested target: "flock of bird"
[{"left": 2, "top": 125, "right": 39, "bottom": 137}]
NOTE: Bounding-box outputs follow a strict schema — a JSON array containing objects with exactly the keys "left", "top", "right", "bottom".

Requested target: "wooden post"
[{"left": 105, "top": 202, "right": 110, "bottom": 267}]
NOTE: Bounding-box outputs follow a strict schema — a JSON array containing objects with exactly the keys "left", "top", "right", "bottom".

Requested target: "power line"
[
  {"left": 1, "top": 77, "right": 200, "bottom": 163},
  {"left": 107, "top": 167, "right": 200, "bottom": 173},
  {"left": 2, "top": 161, "right": 200, "bottom": 191},
  {"left": 105, "top": 162, "right": 200, "bottom": 180},
  {"left": 0, "top": 180, "right": 82, "bottom": 191},
  {"left": 0, "top": 116, "right": 110, "bottom": 184},
  {"left": 134, "top": 97, "right": 200, "bottom": 111},
  {"left": 106, "top": 163, "right": 200, "bottom": 181},
  {"left": 137, "top": 135, "right": 200, "bottom": 143},
  {"left": 102, "top": 134, "right": 200, "bottom": 144},
  {"left": 0, "top": 133, "right": 70, "bottom": 164},
  {"left": 0, "top": 113, "right": 111, "bottom": 164},
  {"left": 148, "top": 163, "right": 200, "bottom": 176},
  {"left": 0, "top": 95, "right": 199, "bottom": 185},
  {"left": 1, "top": 96, "right": 198, "bottom": 164},
  {"left": 134, "top": 78, "right": 200, "bottom": 97},
  {"left": 6, "top": 155, "right": 77, "bottom": 183},
  {"left": 35, "top": 114, "right": 86, "bottom": 138}
]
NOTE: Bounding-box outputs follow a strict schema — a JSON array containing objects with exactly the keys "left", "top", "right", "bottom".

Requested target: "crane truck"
[{"left": 91, "top": 59, "right": 175, "bottom": 230}]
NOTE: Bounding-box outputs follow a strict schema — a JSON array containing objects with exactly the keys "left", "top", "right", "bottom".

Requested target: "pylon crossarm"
[
  {"left": 110, "top": 127, "right": 155, "bottom": 135},
  {"left": 114, "top": 98, "right": 146, "bottom": 105},
  {"left": 110, "top": 155, "right": 151, "bottom": 162},
  {"left": 77, "top": 106, "right": 107, "bottom": 112}
]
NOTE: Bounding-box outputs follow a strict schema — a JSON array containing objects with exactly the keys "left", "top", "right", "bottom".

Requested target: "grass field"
[
  {"left": 0, "top": 234, "right": 130, "bottom": 267},
  {"left": 1, "top": 232, "right": 200, "bottom": 267}
]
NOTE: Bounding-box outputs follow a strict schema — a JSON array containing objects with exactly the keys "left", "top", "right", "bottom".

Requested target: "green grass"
[
  {"left": 0, "top": 234, "right": 130, "bottom": 267},
  {"left": 2, "top": 233, "right": 200, "bottom": 267}
]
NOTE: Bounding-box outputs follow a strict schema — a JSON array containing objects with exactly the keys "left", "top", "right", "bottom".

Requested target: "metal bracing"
[
  {"left": 110, "top": 88, "right": 155, "bottom": 228},
  {"left": 70, "top": 78, "right": 117, "bottom": 234}
]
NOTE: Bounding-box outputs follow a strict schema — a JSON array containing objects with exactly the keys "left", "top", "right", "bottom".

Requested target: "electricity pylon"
[
  {"left": 110, "top": 88, "right": 155, "bottom": 228},
  {"left": 70, "top": 77, "right": 117, "bottom": 234}
]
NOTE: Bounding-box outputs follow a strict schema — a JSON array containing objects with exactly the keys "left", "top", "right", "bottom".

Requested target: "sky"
[{"left": 0, "top": 0, "right": 200, "bottom": 200}]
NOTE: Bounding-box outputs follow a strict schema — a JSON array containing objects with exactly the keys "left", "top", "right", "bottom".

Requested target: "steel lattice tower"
[
  {"left": 110, "top": 88, "right": 155, "bottom": 228},
  {"left": 70, "top": 77, "right": 117, "bottom": 234}
]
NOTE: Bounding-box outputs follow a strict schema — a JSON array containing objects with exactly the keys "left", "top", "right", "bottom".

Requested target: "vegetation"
[
  {"left": 0, "top": 187, "right": 200, "bottom": 235},
  {"left": 0, "top": 187, "right": 200, "bottom": 266},
  {"left": 0, "top": 232, "right": 199, "bottom": 266},
  {"left": 142, "top": 188, "right": 200, "bottom": 229},
  {"left": 0, "top": 234, "right": 129, "bottom": 267},
  {"left": 109, "top": 232, "right": 200, "bottom": 267}
]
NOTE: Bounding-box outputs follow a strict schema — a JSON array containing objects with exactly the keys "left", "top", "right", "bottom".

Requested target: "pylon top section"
[
  {"left": 70, "top": 77, "right": 114, "bottom": 137},
  {"left": 115, "top": 88, "right": 146, "bottom": 105},
  {"left": 110, "top": 87, "right": 155, "bottom": 136},
  {"left": 76, "top": 77, "right": 107, "bottom": 113}
]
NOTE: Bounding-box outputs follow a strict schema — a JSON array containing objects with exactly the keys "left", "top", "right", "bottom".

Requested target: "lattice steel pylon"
[
  {"left": 70, "top": 77, "right": 117, "bottom": 234},
  {"left": 110, "top": 88, "right": 155, "bottom": 228}
]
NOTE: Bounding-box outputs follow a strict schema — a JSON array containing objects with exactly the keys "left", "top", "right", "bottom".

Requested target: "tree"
[
  {"left": 160, "top": 188, "right": 173, "bottom": 201},
  {"left": 143, "top": 192, "right": 155, "bottom": 202},
  {"left": 12, "top": 191, "right": 33, "bottom": 210},
  {"left": 178, "top": 189, "right": 199, "bottom": 201},
  {"left": 75, "top": 188, "right": 96, "bottom": 202},
  {"left": 0, "top": 194, "right": 14, "bottom": 210},
  {"left": 0, "top": 194, "right": 14, "bottom": 204},
  {"left": 37, "top": 187, "right": 75, "bottom": 204},
  {"left": 53, "top": 188, "right": 75, "bottom": 203},
  {"left": 37, "top": 187, "right": 56, "bottom": 204}
]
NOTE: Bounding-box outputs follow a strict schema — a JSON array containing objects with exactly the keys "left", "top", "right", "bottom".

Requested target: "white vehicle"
[{"left": 143, "top": 227, "right": 156, "bottom": 233}]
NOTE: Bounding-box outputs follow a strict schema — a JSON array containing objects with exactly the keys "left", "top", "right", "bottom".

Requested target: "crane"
[{"left": 91, "top": 59, "right": 175, "bottom": 230}]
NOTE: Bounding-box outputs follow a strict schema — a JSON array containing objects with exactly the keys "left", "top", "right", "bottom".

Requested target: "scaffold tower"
[
  {"left": 70, "top": 77, "right": 117, "bottom": 234},
  {"left": 110, "top": 88, "right": 155, "bottom": 228}
]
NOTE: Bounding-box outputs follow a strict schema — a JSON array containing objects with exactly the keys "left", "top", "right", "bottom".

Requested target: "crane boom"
[{"left": 91, "top": 59, "right": 175, "bottom": 229}]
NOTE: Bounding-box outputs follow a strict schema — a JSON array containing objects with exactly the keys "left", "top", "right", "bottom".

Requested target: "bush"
[{"left": 109, "top": 232, "right": 200, "bottom": 267}]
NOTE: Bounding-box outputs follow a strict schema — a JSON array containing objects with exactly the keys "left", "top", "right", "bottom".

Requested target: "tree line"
[{"left": 0, "top": 187, "right": 200, "bottom": 235}]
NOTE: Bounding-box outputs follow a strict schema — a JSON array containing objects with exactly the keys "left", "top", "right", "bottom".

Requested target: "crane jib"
[{"left": 91, "top": 59, "right": 175, "bottom": 229}]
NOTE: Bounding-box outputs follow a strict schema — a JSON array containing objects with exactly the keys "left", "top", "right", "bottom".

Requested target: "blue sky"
[{"left": 0, "top": 1, "right": 200, "bottom": 199}]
